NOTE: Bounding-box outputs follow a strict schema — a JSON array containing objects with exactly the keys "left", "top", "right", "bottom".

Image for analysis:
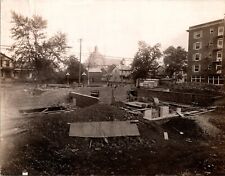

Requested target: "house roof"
[
  {"left": 0, "top": 52, "right": 14, "bottom": 61},
  {"left": 118, "top": 64, "right": 131, "bottom": 70},
  {"left": 104, "top": 58, "right": 121, "bottom": 66},
  {"left": 88, "top": 67, "right": 102, "bottom": 73}
]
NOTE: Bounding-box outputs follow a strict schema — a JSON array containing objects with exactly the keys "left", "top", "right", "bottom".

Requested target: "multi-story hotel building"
[{"left": 187, "top": 18, "right": 225, "bottom": 85}]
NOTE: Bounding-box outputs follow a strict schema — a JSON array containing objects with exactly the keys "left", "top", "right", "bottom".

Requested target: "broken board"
[
  {"left": 69, "top": 121, "right": 140, "bottom": 137},
  {"left": 125, "top": 101, "right": 149, "bottom": 108}
]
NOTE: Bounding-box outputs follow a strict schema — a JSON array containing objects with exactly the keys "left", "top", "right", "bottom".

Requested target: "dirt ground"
[{"left": 1, "top": 83, "right": 225, "bottom": 175}]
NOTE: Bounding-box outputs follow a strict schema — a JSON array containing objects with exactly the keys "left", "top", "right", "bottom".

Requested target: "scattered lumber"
[
  {"left": 125, "top": 101, "right": 150, "bottom": 108},
  {"left": 176, "top": 111, "right": 184, "bottom": 118},
  {"left": 21, "top": 109, "right": 76, "bottom": 117},
  {"left": 119, "top": 107, "right": 142, "bottom": 115},
  {"left": 161, "top": 101, "right": 192, "bottom": 108},
  {"left": 1, "top": 128, "right": 27, "bottom": 138}
]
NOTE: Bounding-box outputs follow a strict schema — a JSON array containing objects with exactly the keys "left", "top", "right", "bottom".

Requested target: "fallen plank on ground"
[{"left": 69, "top": 121, "right": 140, "bottom": 137}]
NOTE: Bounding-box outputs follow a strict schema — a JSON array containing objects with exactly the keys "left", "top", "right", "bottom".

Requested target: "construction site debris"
[
  {"left": 153, "top": 97, "right": 159, "bottom": 106},
  {"left": 129, "top": 120, "right": 139, "bottom": 123},
  {"left": 125, "top": 101, "right": 150, "bottom": 108},
  {"left": 1, "top": 128, "right": 27, "bottom": 138},
  {"left": 160, "top": 106, "right": 169, "bottom": 117},
  {"left": 173, "top": 127, "right": 184, "bottom": 135},
  {"left": 90, "top": 90, "right": 100, "bottom": 97},
  {"left": 143, "top": 109, "right": 152, "bottom": 120},
  {"left": 119, "top": 107, "right": 142, "bottom": 115},
  {"left": 22, "top": 171, "right": 28, "bottom": 176},
  {"left": 186, "top": 138, "right": 192, "bottom": 143},
  {"left": 164, "top": 132, "right": 169, "bottom": 140},
  {"left": 19, "top": 106, "right": 66, "bottom": 114},
  {"left": 18, "top": 105, "right": 77, "bottom": 117},
  {"left": 161, "top": 101, "right": 192, "bottom": 108},
  {"left": 176, "top": 111, "right": 184, "bottom": 118},
  {"left": 69, "top": 92, "right": 99, "bottom": 107}
]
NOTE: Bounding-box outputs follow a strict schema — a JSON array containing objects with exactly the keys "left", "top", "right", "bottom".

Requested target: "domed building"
[{"left": 85, "top": 46, "right": 106, "bottom": 68}]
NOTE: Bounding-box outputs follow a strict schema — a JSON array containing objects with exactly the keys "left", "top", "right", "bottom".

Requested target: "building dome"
[{"left": 86, "top": 46, "right": 105, "bottom": 68}]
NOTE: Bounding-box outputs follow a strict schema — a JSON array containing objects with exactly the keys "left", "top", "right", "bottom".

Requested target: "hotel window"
[
  {"left": 191, "top": 76, "right": 204, "bottom": 83},
  {"left": 193, "top": 31, "right": 202, "bottom": 39},
  {"left": 210, "top": 28, "right": 214, "bottom": 34},
  {"left": 208, "top": 65, "right": 212, "bottom": 70},
  {"left": 208, "top": 76, "right": 224, "bottom": 85},
  {"left": 193, "top": 65, "right": 200, "bottom": 72},
  {"left": 209, "top": 53, "right": 212, "bottom": 58},
  {"left": 217, "top": 39, "right": 223, "bottom": 48},
  {"left": 217, "top": 51, "right": 222, "bottom": 61},
  {"left": 193, "top": 53, "right": 201, "bottom": 61},
  {"left": 218, "top": 26, "right": 224, "bottom": 36},
  {"left": 216, "top": 64, "right": 222, "bottom": 74},
  {"left": 209, "top": 41, "right": 213, "bottom": 46},
  {"left": 193, "top": 42, "right": 202, "bottom": 50}
]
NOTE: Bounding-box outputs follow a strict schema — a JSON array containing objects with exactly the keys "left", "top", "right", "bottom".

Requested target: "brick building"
[{"left": 187, "top": 18, "right": 225, "bottom": 85}]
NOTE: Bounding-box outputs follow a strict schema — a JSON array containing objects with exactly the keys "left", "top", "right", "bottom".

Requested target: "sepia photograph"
[{"left": 0, "top": 0, "right": 225, "bottom": 175}]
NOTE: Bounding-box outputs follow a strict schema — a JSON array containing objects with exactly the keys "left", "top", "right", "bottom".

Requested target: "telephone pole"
[
  {"left": 0, "top": 0, "right": 2, "bottom": 53},
  {"left": 79, "top": 38, "right": 82, "bottom": 84}
]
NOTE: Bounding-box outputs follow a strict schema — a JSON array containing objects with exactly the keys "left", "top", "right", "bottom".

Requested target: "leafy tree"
[
  {"left": 65, "top": 55, "right": 86, "bottom": 83},
  {"left": 163, "top": 46, "right": 187, "bottom": 80},
  {"left": 131, "top": 41, "right": 161, "bottom": 82},
  {"left": 10, "top": 12, "right": 68, "bottom": 82}
]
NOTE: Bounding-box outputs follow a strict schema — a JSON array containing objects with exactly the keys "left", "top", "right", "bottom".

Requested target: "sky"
[{"left": 1, "top": 0, "right": 225, "bottom": 63}]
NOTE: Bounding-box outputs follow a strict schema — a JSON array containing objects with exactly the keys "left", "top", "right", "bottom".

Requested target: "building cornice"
[{"left": 187, "top": 19, "right": 224, "bottom": 32}]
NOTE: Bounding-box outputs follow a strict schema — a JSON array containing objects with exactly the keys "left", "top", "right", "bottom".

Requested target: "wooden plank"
[
  {"left": 69, "top": 121, "right": 140, "bottom": 137},
  {"left": 176, "top": 111, "right": 184, "bottom": 118},
  {"left": 1, "top": 128, "right": 27, "bottom": 138}
]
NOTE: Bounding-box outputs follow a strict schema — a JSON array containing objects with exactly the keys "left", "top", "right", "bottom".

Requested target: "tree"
[
  {"left": 163, "top": 46, "right": 187, "bottom": 80},
  {"left": 131, "top": 41, "right": 161, "bottom": 82},
  {"left": 65, "top": 55, "right": 86, "bottom": 83},
  {"left": 10, "top": 12, "right": 68, "bottom": 82}
]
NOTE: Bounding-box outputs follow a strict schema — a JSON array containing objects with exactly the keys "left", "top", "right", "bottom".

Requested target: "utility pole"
[
  {"left": 79, "top": 38, "right": 82, "bottom": 84},
  {"left": 223, "top": 14, "right": 225, "bottom": 88},
  {"left": 0, "top": 0, "right": 2, "bottom": 53}
]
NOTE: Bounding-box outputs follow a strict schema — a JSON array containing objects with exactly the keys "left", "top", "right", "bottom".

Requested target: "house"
[
  {"left": 0, "top": 52, "right": 14, "bottom": 80},
  {"left": 88, "top": 67, "right": 103, "bottom": 84},
  {"left": 14, "top": 68, "right": 33, "bottom": 80},
  {"left": 156, "top": 65, "right": 166, "bottom": 78},
  {"left": 109, "top": 59, "right": 132, "bottom": 84},
  {"left": 0, "top": 52, "right": 33, "bottom": 81},
  {"left": 187, "top": 16, "right": 225, "bottom": 85},
  {"left": 85, "top": 46, "right": 127, "bottom": 84}
]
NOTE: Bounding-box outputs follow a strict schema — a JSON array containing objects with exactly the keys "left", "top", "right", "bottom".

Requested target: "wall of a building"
[
  {"left": 187, "top": 20, "right": 225, "bottom": 85},
  {"left": 88, "top": 72, "right": 103, "bottom": 83},
  {"left": 0, "top": 56, "right": 14, "bottom": 79}
]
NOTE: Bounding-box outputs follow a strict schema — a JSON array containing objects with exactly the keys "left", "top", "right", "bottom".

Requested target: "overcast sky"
[{"left": 1, "top": 0, "right": 225, "bottom": 62}]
